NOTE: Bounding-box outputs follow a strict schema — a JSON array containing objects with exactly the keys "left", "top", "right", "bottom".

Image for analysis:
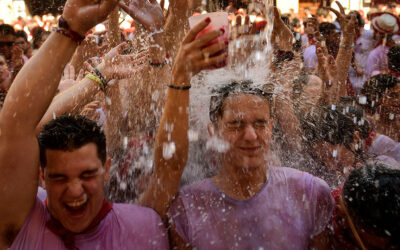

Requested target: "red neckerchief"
[
  {"left": 364, "top": 131, "right": 377, "bottom": 151},
  {"left": 307, "top": 34, "right": 316, "bottom": 46},
  {"left": 45, "top": 200, "right": 113, "bottom": 250},
  {"left": 331, "top": 187, "right": 360, "bottom": 250}
]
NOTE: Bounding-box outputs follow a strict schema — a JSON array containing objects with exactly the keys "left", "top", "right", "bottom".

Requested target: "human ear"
[{"left": 39, "top": 168, "right": 46, "bottom": 189}]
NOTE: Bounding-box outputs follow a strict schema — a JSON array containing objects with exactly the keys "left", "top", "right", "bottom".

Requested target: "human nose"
[
  {"left": 66, "top": 179, "right": 84, "bottom": 197},
  {"left": 242, "top": 125, "right": 257, "bottom": 141}
]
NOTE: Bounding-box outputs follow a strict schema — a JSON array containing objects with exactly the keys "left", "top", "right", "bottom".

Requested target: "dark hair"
[
  {"left": 361, "top": 74, "right": 399, "bottom": 113},
  {"left": 32, "top": 28, "right": 50, "bottom": 49},
  {"left": 388, "top": 46, "right": 400, "bottom": 72},
  {"left": 0, "top": 24, "right": 15, "bottom": 36},
  {"left": 350, "top": 11, "right": 365, "bottom": 28},
  {"left": 319, "top": 22, "right": 337, "bottom": 37},
  {"left": 38, "top": 115, "right": 107, "bottom": 168},
  {"left": 209, "top": 81, "right": 272, "bottom": 124},
  {"left": 343, "top": 162, "right": 400, "bottom": 244},
  {"left": 15, "top": 30, "right": 27, "bottom": 41},
  {"left": 302, "top": 106, "right": 358, "bottom": 146}
]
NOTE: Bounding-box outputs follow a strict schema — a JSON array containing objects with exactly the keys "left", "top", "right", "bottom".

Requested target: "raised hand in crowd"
[
  {"left": 141, "top": 17, "right": 228, "bottom": 221},
  {"left": 119, "top": 0, "right": 164, "bottom": 32},
  {"left": 80, "top": 100, "right": 102, "bottom": 121},
  {"left": 58, "top": 64, "right": 84, "bottom": 92}
]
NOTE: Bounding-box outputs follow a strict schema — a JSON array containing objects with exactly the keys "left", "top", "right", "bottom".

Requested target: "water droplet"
[
  {"left": 162, "top": 142, "right": 176, "bottom": 160},
  {"left": 332, "top": 150, "right": 338, "bottom": 158},
  {"left": 358, "top": 96, "right": 367, "bottom": 105}
]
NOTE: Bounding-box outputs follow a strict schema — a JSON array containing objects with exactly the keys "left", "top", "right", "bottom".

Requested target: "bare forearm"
[
  {"left": 37, "top": 77, "right": 101, "bottom": 133},
  {"left": 334, "top": 35, "right": 354, "bottom": 101},
  {"left": 140, "top": 85, "right": 189, "bottom": 221},
  {"left": 1, "top": 32, "right": 77, "bottom": 135}
]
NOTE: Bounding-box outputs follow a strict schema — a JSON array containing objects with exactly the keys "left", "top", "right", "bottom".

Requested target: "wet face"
[
  {"left": 310, "top": 141, "right": 355, "bottom": 174},
  {"left": 0, "top": 55, "right": 9, "bottom": 83},
  {"left": 0, "top": 34, "right": 15, "bottom": 60},
  {"left": 43, "top": 143, "right": 110, "bottom": 233},
  {"left": 216, "top": 94, "right": 273, "bottom": 171}
]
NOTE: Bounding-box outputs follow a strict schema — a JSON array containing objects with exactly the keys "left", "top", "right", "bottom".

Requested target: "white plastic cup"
[{"left": 189, "top": 12, "right": 229, "bottom": 69}]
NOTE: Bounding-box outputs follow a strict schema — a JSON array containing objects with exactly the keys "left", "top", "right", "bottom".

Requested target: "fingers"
[
  {"left": 190, "top": 29, "right": 225, "bottom": 49},
  {"left": 76, "top": 69, "right": 85, "bottom": 81},
  {"left": 69, "top": 65, "right": 75, "bottom": 80},
  {"left": 195, "top": 52, "right": 228, "bottom": 69},
  {"left": 201, "top": 41, "right": 228, "bottom": 58},
  {"left": 84, "top": 61, "right": 94, "bottom": 73},
  {"left": 182, "top": 17, "right": 211, "bottom": 44},
  {"left": 335, "top": 1, "right": 345, "bottom": 14}
]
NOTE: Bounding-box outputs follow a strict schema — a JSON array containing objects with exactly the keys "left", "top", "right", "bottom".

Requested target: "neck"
[{"left": 213, "top": 161, "right": 268, "bottom": 201}]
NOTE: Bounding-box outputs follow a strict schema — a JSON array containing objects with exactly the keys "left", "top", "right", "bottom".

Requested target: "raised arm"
[
  {"left": 139, "top": 18, "right": 227, "bottom": 221},
  {"left": 0, "top": 0, "right": 117, "bottom": 247}
]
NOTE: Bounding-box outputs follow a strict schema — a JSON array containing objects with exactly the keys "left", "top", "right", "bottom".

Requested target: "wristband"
[
  {"left": 56, "top": 16, "right": 85, "bottom": 44},
  {"left": 167, "top": 84, "right": 191, "bottom": 90},
  {"left": 92, "top": 68, "right": 108, "bottom": 90},
  {"left": 85, "top": 74, "right": 104, "bottom": 89}
]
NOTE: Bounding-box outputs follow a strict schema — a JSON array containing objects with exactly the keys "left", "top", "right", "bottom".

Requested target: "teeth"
[{"left": 66, "top": 195, "right": 87, "bottom": 207}]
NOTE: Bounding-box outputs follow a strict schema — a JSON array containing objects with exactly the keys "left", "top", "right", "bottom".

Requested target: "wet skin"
[
  {"left": 42, "top": 143, "right": 110, "bottom": 233},
  {"left": 217, "top": 94, "right": 273, "bottom": 171}
]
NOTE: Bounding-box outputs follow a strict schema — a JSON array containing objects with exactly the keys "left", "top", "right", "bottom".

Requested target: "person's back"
[{"left": 169, "top": 166, "right": 333, "bottom": 249}]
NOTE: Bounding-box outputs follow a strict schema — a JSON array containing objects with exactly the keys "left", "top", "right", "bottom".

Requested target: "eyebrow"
[
  {"left": 81, "top": 169, "right": 99, "bottom": 176},
  {"left": 47, "top": 173, "right": 66, "bottom": 179}
]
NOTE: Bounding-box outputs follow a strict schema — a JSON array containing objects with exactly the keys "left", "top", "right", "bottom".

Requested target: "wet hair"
[
  {"left": 319, "top": 22, "right": 337, "bottom": 37},
  {"left": 361, "top": 74, "right": 399, "bottom": 113},
  {"left": 343, "top": 162, "right": 400, "bottom": 244},
  {"left": 302, "top": 106, "right": 358, "bottom": 146},
  {"left": 388, "top": 46, "right": 400, "bottom": 72},
  {"left": 209, "top": 80, "right": 272, "bottom": 124},
  {"left": 38, "top": 115, "right": 107, "bottom": 169},
  {"left": 15, "top": 30, "right": 27, "bottom": 42},
  {"left": 0, "top": 24, "right": 15, "bottom": 37}
]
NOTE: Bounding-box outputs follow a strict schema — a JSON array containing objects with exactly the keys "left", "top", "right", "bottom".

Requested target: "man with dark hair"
[
  {"left": 327, "top": 162, "right": 400, "bottom": 248},
  {"left": 0, "top": 0, "right": 169, "bottom": 249},
  {"left": 0, "top": 24, "right": 23, "bottom": 75}
]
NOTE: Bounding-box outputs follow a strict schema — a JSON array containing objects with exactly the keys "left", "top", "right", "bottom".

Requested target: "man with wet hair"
[
  {"left": 0, "top": 0, "right": 169, "bottom": 249},
  {"left": 328, "top": 162, "right": 400, "bottom": 248},
  {"left": 158, "top": 15, "right": 334, "bottom": 248}
]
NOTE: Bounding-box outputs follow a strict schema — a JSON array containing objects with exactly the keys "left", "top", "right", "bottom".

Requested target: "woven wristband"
[
  {"left": 56, "top": 16, "right": 85, "bottom": 45},
  {"left": 92, "top": 68, "right": 108, "bottom": 90},
  {"left": 167, "top": 84, "right": 191, "bottom": 90}
]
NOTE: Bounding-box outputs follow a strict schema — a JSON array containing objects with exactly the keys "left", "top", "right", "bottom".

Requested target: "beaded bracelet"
[
  {"left": 167, "top": 84, "right": 191, "bottom": 90},
  {"left": 149, "top": 53, "right": 170, "bottom": 67},
  {"left": 92, "top": 68, "right": 108, "bottom": 90}
]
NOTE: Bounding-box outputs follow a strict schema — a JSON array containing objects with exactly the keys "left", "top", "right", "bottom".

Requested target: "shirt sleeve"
[
  {"left": 310, "top": 177, "right": 335, "bottom": 236},
  {"left": 168, "top": 194, "right": 190, "bottom": 243}
]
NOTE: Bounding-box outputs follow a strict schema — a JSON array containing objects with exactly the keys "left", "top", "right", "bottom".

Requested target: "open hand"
[
  {"left": 95, "top": 42, "right": 149, "bottom": 81},
  {"left": 62, "top": 0, "right": 119, "bottom": 36},
  {"left": 119, "top": 0, "right": 164, "bottom": 32},
  {"left": 270, "top": 6, "right": 293, "bottom": 51},
  {"left": 59, "top": 64, "right": 84, "bottom": 92}
]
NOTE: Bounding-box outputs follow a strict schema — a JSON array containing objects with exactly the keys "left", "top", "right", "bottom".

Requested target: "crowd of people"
[{"left": 0, "top": 0, "right": 399, "bottom": 249}]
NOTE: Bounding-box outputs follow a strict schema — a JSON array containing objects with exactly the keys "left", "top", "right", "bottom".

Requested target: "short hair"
[
  {"left": 388, "top": 46, "right": 400, "bottom": 72},
  {"left": 343, "top": 163, "right": 400, "bottom": 243},
  {"left": 319, "top": 22, "right": 337, "bottom": 37},
  {"left": 0, "top": 24, "right": 15, "bottom": 36},
  {"left": 361, "top": 74, "right": 399, "bottom": 113},
  {"left": 38, "top": 115, "right": 107, "bottom": 168},
  {"left": 209, "top": 81, "right": 272, "bottom": 124},
  {"left": 15, "top": 30, "right": 27, "bottom": 41},
  {"left": 302, "top": 106, "right": 356, "bottom": 146}
]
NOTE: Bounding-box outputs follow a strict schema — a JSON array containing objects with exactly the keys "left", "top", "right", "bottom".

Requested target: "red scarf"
[
  {"left": 364, "top": 131, "right": 377, "bottom": 151},
  {"left": 46, "top": 200, "right": 113, "bottom": 250}
]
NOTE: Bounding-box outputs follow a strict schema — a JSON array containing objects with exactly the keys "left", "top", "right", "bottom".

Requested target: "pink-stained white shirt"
[
  {"left": 169, "top": 166, "right": 334, "bottom": 250},
  {"left": 10, "top": 198, "right": 169, "bottom": 250}
]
